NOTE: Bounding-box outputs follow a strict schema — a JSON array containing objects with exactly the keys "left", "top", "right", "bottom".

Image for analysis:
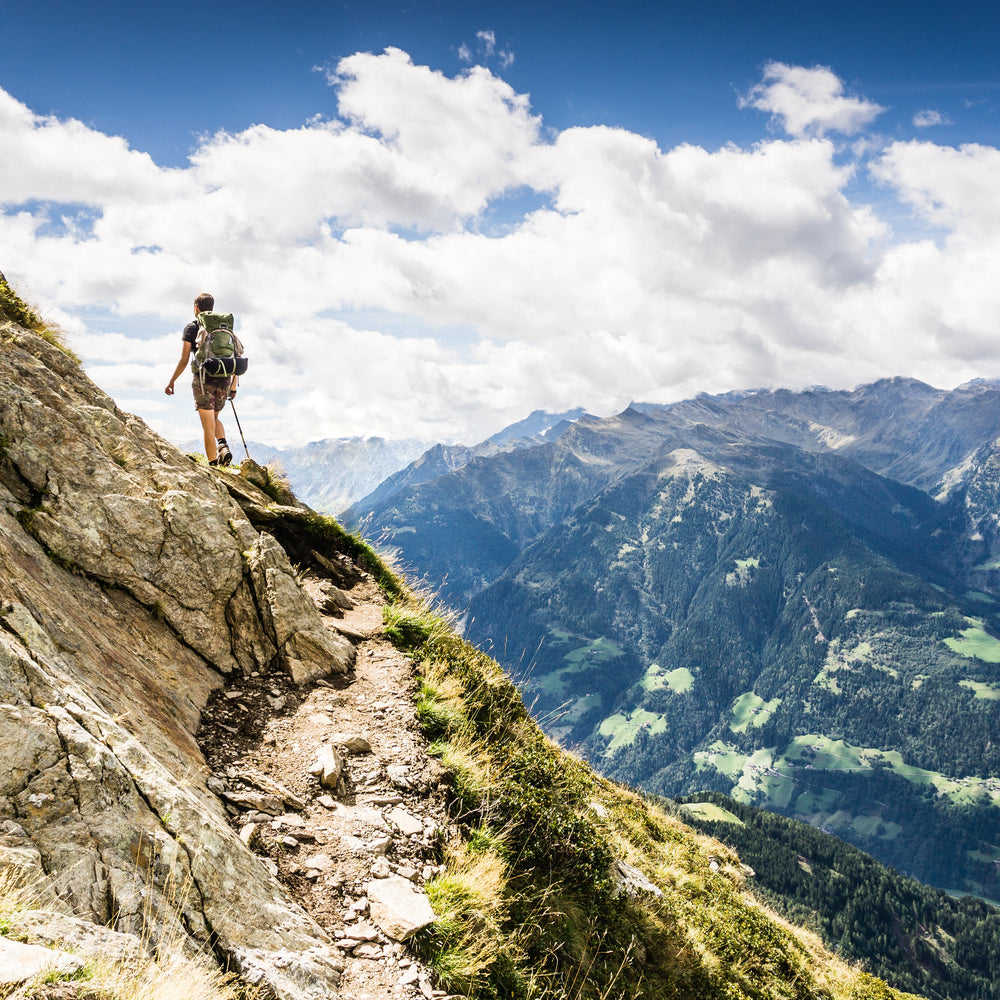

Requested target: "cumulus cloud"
[
  {"left": 476, "top": 30, "right": 496, "bottom": 55},
  {"left": 456, "top": 29, "right": 513, "bottom": 70},
  {"left": 742, "top": 61, "right": 885, "bottom": 137},
  {"left": 913, "top": 109, "right": 951, "bottom": 127},
  {"left": 2, "top": 55, "right": 999, "bottom": 449}
]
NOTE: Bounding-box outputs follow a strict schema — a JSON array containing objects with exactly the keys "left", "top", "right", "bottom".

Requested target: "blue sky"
[
  {"left": 3, "top": 1, "right": 1000, "bottom": 447},
  {"left": 8, "top": 1, "right": 999, "bottom": 162}
]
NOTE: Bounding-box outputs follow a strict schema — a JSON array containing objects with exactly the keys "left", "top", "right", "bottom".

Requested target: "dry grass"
[{"left": 0, "top": 865, "right": 260, "bottom": 1000}]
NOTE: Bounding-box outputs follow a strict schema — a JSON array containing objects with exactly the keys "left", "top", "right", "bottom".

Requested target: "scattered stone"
[
  {"left": 237, "top": 772, "right": 308, "bottom": 811},
  {"left": 367, "top": 876, "right": 436, "bottom": 941},
  {"left": 386, "top": 764, "right": 411, "bottom": 789},
  {"left": 317, "top": 580, "right": 355, "bottom": 612},
  {"left": 342, "top": 834, "right": 368, "bottom": 853},
  {"left": 239, "top": 822, "right": 258, "bottom": 847},
  {"left": 396, "top": 865, "right": 418, "bottom": 881},
  {"left": 610, "top": 858, "right": 663, "bottom": 899},
  {"left": 387, "top": 807, "right": 424, "bottom": 837},
  {"left": 272, "top": 812, "right": 306, "bottom": 829},
  {"left": 301, "top": 853, "right": 335, "bottom": 876},
  {"left": 354, "top": 943, "right": 383, "bottom": 960},
  {"left": 308, "top": 745, "right": 345, "bottom": 789},
  {"left": 332, "top": 733, "right": 372, "bottom": 754},
  {"left": 221, "top": 789, "right": 284, "bottom": 815},
  {"left": 363, "top": 794, "right": 403, "bottom": 806},
  {"left": 370, "top": 836, "right": 393, "bottom": 855},
  {"left": 371, "top": 857, "right": 392, "bottom": 878}
]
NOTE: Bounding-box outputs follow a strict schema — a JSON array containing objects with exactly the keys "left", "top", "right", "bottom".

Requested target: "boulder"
[
  {"left": 248, "top": 533, "right": 355, "bottom": 684},
  {"left": 308, "top": 745, "right": 346, "bottom": 789},
  {"left": 0, "top": 936, "right": 82, "bottom": 986},
  {"left": 366, "top": 876, "right": 436, "bottom": 941}
]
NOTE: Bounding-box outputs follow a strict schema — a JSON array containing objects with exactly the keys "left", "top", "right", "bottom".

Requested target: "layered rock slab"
[{"left": 0, "top": 323, "right": 358, "bottom": 997}]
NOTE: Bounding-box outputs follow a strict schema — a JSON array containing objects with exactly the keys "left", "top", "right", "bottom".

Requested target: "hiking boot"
[
  {"left": 217, "top": 443, "right": 233, "bottom": 466},
  {"left": 209, "top": 458, "right": 220, "bottom": 467}
]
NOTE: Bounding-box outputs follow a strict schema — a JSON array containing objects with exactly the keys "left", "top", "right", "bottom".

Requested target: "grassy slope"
[{"left": 382, "top": 592, "right": 917, "bottom": 1000}]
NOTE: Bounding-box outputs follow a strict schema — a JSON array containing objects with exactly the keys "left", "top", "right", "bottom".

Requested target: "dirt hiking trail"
[{"left": 197, "top": 562, "right": 461, "bottom": 1000}]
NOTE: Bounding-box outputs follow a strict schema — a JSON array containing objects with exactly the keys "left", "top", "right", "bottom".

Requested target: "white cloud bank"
[{"left": 2, "top": 50, "right": 999, "bottom": 449}]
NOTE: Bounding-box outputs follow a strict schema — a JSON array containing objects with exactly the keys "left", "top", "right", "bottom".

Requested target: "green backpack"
[{"left": 193, "top": 312, "right": 248, "bottom": 379}]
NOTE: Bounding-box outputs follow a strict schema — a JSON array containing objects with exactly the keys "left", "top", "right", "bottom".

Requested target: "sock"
[{"left": 217, "top": 437, "right": 228, "bottom": 446}]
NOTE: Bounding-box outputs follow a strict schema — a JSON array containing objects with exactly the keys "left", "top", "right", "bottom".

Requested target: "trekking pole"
[{"left": 228, "top": 397, "right": 251, "bottom": 461}]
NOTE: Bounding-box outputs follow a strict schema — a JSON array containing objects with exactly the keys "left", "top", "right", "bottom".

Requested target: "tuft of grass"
[
  {"left": 0, "top": 867, "right": 43, "bottom": 935},
  {"left": 0, "top": 272, "right": 44, "bottom": 330},
  {"left": 0, "top": 273, "right": 80, "bottom": 363},
  {"left": 85, "top": 944, "right": 259, "bottom": 1000},
  {"left": 384, "top": 598, "right": 454, "bottom": 650},
  {"left": 256, "top": 462, "right": 296, "bottom": 505},
  {"left": 418, "top": 837, "right": 511, "bottom": 994}
]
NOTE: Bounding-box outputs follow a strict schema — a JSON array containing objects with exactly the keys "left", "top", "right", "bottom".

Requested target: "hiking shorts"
[{"left": 192, "top": 374, "right": 233, "bottom": 412}]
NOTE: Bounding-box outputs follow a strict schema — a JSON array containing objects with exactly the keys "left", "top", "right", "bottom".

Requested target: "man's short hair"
[{"left": 195, "top": 292, "right": 215, "bottom": 311}]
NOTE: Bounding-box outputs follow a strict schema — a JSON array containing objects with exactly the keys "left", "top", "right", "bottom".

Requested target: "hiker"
[{"left": 165, "top": 292, "right": 237, "bottom": 466}]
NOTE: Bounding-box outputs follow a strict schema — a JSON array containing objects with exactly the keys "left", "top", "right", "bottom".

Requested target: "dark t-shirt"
[{"left": 183, "top": 320, "right": 198, "bottom": 346}]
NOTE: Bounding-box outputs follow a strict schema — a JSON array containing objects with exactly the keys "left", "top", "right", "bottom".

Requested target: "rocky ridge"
[{"left": 0, "top": 319, "right": 452, "bottom": 998}]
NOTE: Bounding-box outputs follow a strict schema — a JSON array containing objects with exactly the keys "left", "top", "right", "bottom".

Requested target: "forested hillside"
[{"left": 679, "top": 792, "right": 1000, "bottom": 1000}]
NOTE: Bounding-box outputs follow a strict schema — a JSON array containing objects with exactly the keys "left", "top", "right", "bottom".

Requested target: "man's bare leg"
[{"left": 198, "top": 407, "right": 219, "bottom": 462}]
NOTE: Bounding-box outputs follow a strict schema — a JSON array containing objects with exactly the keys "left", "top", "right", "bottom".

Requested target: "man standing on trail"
[{"left": 165, "top": 292, "right": 236, "bottom": 467}]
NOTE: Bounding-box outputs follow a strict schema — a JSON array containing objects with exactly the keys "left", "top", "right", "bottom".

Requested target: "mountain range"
[{"left": 345, "top": 379, "right": 1000, "bottom": 901}]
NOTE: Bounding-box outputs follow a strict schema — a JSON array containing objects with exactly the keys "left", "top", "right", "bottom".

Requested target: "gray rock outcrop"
[{"left": 0, "top": 322, "right": 360, "bottom": 997}]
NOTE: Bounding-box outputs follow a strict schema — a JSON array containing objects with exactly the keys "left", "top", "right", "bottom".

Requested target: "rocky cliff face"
[{"left": 0, "top": 320, "right": 355, "bottom": 997}]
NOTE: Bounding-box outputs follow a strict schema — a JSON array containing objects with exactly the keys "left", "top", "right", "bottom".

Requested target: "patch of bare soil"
[{"left": 198, "top": 572, "right": 461, "bottom": 1000}]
